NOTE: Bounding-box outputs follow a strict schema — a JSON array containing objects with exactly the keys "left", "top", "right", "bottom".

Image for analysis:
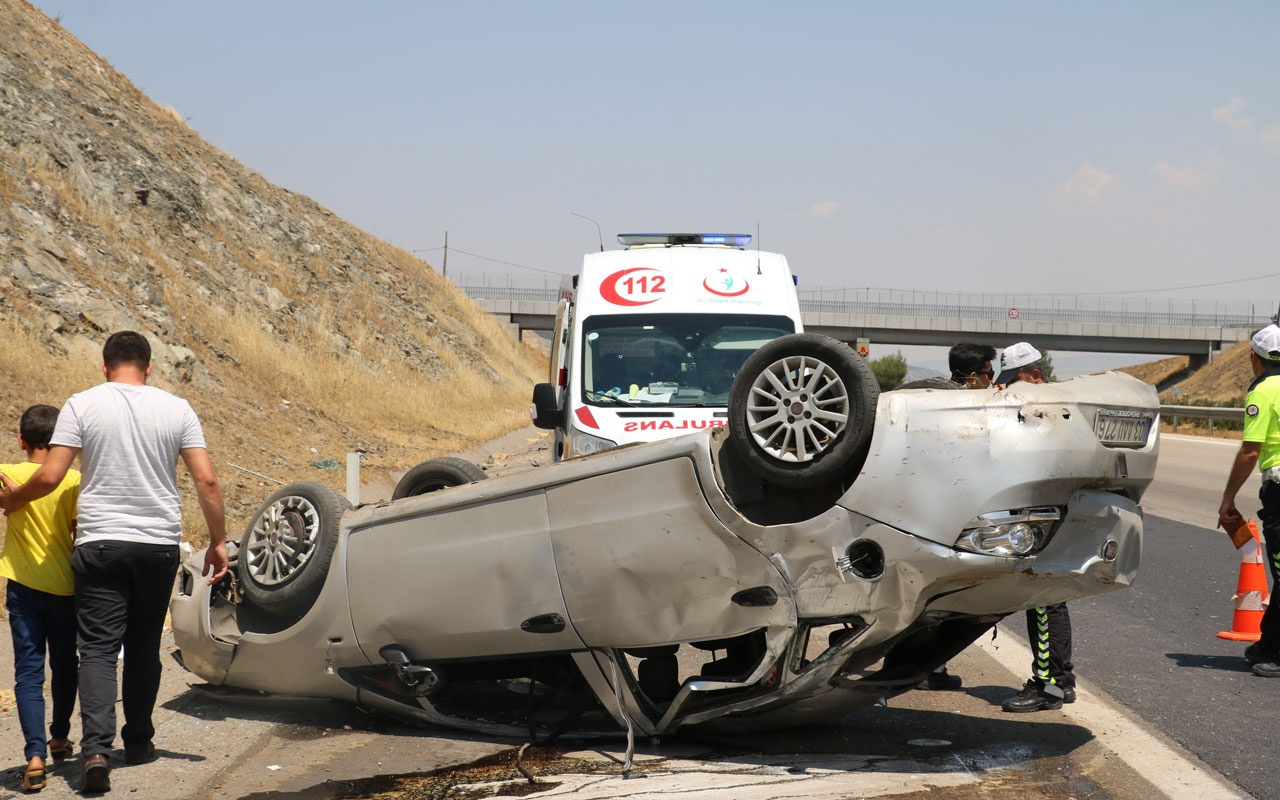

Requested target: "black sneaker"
[
  {"left": 1001, "top": 680, "right": 1065, "bottom": 712},
  {"left": 1245, "top": 642, "right": 1278, "bottom": 665},
  {"left": 1063, "top": 686, "right": 1077, "bottom": 704},
  {"left": 1252, "top": 661, "right": 1280, "bottom": 677},
  {"left": 917, "top": 667, "right": 963, "bottom": 691}
]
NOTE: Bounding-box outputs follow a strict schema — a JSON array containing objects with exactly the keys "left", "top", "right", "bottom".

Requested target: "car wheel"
[
  {"left": 236, "top": 482, "right": 350, "bottom": 618},
  {"left": 728, "top": 333, "right": 878, "bottom": 489},
  {"left": 391, "top": 456, "right": 488, "bottom": 500}
]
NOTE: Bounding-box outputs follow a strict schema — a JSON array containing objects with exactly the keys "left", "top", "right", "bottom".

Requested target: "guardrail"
[{"left": 1162, "top": 404, "right": 1242, "bottom": 435}]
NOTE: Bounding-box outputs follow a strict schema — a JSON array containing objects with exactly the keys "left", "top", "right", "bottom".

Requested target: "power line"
[
  {"left": 440, "top": 246, "right": 563, "bottom": 275},
  {"left": 1033, "top": 271, "right": 1280, "bottom": 297}
]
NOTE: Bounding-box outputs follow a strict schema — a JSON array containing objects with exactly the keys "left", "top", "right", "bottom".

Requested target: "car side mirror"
[{"left": 530, "top": 383, "right": 563, "bottom": 430}]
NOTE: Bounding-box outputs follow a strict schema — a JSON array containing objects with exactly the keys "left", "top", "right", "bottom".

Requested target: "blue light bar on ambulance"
[{"left": 617, "top": 233, "right": 752, "bottom": 248}]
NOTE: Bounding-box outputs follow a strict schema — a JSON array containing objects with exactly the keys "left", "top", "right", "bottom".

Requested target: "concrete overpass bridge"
[{"left": 455, "top": 278, "right": 1269, "bottom": 369}]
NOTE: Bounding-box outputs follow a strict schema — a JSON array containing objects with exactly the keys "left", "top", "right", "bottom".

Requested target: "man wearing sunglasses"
[{"left": 949, "top": 342, "right": 998, "bottom": 389}]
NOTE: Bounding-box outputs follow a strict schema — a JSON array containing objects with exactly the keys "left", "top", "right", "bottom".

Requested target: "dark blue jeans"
[
  {"left": 6, "top": 581, "right": 78, "bottom": 760},
  {"left": 72, "top": 541, "right": 180, "bottom": 758}
]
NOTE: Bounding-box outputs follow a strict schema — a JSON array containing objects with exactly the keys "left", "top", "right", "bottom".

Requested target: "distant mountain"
[{"left": 903, "top": 364, "right": 947, "bottom": 383}]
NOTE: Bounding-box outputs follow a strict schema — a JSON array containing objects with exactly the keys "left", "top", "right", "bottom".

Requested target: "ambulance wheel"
[
  {"left": 392, "top": 456, "right": 488, "bottom": 500},
  {"left": 237, "top": 482, "right": 350, "bottom": 618},
  {"left": 728, "top": 333, "right": 878, "bottom": 489}
]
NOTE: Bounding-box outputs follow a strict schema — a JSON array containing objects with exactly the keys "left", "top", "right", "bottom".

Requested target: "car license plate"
[{"left": 1094, "top": 408, "right": 1154, "bottom": 447}]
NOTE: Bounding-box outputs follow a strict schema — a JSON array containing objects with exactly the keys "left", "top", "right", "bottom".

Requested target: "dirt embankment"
[{"left": 0, "top": 0, "right": 546, "bottom": 543}]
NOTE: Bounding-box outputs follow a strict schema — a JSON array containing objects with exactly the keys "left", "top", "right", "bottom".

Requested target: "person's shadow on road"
[{"left": 1167, "top": 651, "right": 1253, "bottom": 672}]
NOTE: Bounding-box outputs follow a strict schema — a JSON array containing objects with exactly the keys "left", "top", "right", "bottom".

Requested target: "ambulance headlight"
[
  {"left": 955, "top": 508, "right": 1061, "bottom": 557},
  {"left": 569, "top": 430, "right": 617, "bottom": 457}
]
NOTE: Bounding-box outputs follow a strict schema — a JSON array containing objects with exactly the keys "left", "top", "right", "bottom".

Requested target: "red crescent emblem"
[
  {"left": 600, "top": 268, "right": 664, "bottom": 306},
  {"left": 703, "top": 268, "right": 749, "bottom": 297}
]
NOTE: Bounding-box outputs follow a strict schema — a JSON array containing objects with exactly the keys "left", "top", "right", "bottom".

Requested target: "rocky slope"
[{"left": 0, "top": 0, "right": 543, "bottom": 539}]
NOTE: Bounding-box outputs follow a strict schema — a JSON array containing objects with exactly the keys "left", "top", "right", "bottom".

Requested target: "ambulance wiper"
[{"left": 585, "top": 389, "right": 638, "bottom": 407}]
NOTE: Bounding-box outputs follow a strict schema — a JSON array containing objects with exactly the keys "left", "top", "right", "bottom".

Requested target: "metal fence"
[
  {"left": 451, "top": 274, "right": 1271, "bottom": 330},
  {"left": 798, "top": 298, "right": 1263, "bottom": 328}
]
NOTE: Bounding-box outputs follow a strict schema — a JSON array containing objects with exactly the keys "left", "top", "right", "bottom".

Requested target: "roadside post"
[{"left": 347, "top": 451, "right": 361, "bottom": 505}]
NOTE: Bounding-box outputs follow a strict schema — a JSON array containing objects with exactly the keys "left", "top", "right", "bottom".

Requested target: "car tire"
[
  {"left": 727, "top": 333, "right": 878, "bottom": 489},
  {"left": 391, "top": 456, "right": 488, "bottom": 500},
  {"left": 236, "top": 482, "right": 350, "bottom": 618}
]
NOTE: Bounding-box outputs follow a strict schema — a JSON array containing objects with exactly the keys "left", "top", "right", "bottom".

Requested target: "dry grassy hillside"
[
  {"left": 1114, "top": 342, "right": 1254, "bottom": 405},
  {"left": 1159, "top": 340, "right": 1254, "bottom": 404},
  {"left": 0, "top": 0, "right": 544, "bottom": 542},
  {"left": 1114, "top": 355, "right": 1189, "bottom": 388}
]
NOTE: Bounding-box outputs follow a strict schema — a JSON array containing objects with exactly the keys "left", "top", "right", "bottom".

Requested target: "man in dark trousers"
[
  {"left": 0, "top": 331, "right": 228, "bottom": 793},
  {"left": 1219, "top": 324, "right": 1280, "bottom": 676}
]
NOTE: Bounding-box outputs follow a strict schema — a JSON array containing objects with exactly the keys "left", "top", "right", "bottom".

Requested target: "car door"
[
  {"left": 545, "top": 457, "right": 795, "bottom": 649},
  {"left": 346, "top": 490, "right": 585, "bottom": 662}
]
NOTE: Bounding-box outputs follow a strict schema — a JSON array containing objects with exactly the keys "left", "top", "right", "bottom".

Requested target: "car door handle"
[
  {"left": 731, "top": 586, "right": 778, "bottom": 607},
  {"left": 521, "top": 613, "right": 566, "bottom": 634}
]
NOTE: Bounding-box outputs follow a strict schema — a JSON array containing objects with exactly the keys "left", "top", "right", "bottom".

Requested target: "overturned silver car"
[{"left": 171, "top": 334, "right": 1159, "bottom": 737}]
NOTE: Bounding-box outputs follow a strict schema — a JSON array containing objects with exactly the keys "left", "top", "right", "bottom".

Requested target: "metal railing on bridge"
[
  {"left": 451, "top": 274, "right": 1271, "bottom": 331},
  {"left": 798, "top": 296, "right": 1261, "bottom": 328}
]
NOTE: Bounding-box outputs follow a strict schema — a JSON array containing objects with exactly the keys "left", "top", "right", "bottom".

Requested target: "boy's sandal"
[
  {"left": 22, "top": 761, "right": 46, "bottom": 792},
  {"left": 48, "top": 739, "right": 73, "bottom": 764}
]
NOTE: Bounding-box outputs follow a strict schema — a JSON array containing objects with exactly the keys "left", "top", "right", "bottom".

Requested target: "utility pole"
[{"left": 442, "top": 231, "right": 448, "bottom": 278}]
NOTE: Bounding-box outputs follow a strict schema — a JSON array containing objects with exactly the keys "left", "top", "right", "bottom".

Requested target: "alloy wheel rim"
[
  {"left": 745, "top": 354, "right": 850, "bottom": 463},
  {"left": 243, "top": 495, "right": 320, "bottom": 585}
]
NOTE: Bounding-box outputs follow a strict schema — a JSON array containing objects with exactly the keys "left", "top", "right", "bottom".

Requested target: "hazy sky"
[{"left": 31, "top": 1, "right": 1280, "bottom": 374}]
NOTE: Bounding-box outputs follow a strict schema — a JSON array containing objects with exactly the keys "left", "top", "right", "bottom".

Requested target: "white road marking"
[
  {"left": 1163, "top": 433, "right": 1243, "bottom": 448},
  {"left": 974, "top": 636, "right": 1247, "bottom": 799}
]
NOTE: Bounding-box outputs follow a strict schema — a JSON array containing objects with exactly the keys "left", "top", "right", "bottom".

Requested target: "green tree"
[
  {"left": 870, "top": 351, "right": 908, "bottom": 392},
  {"left": 1039, "top": 350, "right": 1056, "bottom": 382}
]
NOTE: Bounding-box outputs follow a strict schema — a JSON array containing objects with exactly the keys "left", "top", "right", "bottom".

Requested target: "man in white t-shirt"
[{"left": 0, "top": 331, "right": 228, "bottom": 793}]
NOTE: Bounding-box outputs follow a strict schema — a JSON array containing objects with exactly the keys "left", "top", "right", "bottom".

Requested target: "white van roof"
[{"left": 574, "top": 237, "right": 799, "bottom": 318}]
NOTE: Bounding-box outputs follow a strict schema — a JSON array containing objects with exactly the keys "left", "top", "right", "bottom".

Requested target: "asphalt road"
[
  {"left": 1069, "top": 513, "right": 1275, "bottom": 800},
  {"left": 1062, "top": 434, "right": 1278, "bottom": 800},
  {"left": 957, "top": 432, "right": 1276, "bottom": 799},
  {"left": 1141, "top": 432, "right": 1260, "bottom": 526}
]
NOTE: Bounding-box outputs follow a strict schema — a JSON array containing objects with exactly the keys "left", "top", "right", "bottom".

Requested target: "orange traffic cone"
[{"left": 1218, "top": 519, "right": 1271, "bottom": 642}]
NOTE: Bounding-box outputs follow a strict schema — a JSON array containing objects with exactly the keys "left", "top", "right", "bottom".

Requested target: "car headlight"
[
  {"left": 955, "top": 507, "right": 1062, "bottom": 557},
  {"left": 568, "top": 429, "right": 618, "bottom": 457}
]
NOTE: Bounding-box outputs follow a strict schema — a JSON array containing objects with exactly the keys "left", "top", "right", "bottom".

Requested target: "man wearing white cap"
[
  {"left": 994, "top": 341, "right": 1044, "bottom": 387},
  {"left": 994, "top": 342, "right": 1078, "bottom": 712},
  {"left": 1219, "top": 323, "right": 1280, "bottom": 676}
]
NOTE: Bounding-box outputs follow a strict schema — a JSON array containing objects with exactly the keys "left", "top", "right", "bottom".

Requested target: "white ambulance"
[{"left": 531, "top": 233, "right": 804, "bottom": 460}]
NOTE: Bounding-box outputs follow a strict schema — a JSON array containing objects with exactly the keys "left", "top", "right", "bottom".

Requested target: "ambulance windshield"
[{"left": 581, "top": 313, "right": 796, "bottom": 406}]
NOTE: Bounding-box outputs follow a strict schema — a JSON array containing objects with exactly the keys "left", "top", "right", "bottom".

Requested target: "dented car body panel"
[{"left": 171, "top": 335, "right": 1158, "bottom": 739}]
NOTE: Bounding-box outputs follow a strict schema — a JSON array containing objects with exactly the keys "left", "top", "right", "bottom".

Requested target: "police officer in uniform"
[
  {"left": 1219, "top": 324, "right": 1280, "bottom": 676},
  {"left": 995, "top": 342, "right": 1078, "bottom": 712}
]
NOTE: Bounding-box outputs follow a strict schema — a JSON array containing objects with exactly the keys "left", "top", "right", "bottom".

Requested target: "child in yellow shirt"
[{"left": 0, "top": 405, "right": 80, "bottom": 792}]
